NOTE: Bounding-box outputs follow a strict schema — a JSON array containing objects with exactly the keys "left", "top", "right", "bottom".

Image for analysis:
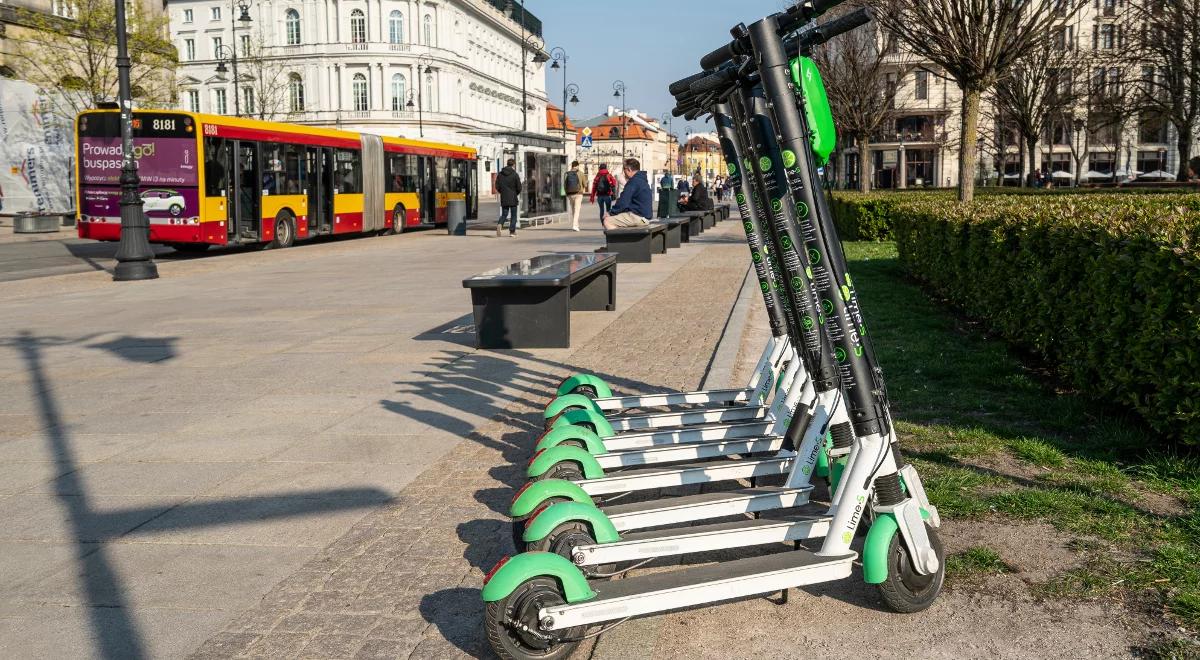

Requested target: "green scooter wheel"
[
  {"left": 531, "top": 461, "right": 584, "bottom": 483},
  {"left": 511, "top": 496, "right": 570, "bottom": 553},
  {"left": 878, "top": 522, "right": 945, "bottom": 613},
  {"left": 484, "top": 578, "right": 583, "bottom": 660},
  {"left": 527, "top": 521, "right": 615, "bottom": 579}
]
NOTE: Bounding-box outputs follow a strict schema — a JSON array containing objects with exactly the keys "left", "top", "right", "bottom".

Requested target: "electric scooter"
[{"left": 482, "top": 6, "right": 944, "bottom": 659}]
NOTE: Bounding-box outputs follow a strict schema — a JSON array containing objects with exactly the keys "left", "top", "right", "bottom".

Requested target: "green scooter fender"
[
  {"left": 522, "top": 501, "right": 620, "bottom": 544},
  {"left": 481, "top": 552, "right": 596, "bottom": 603},
  {"left": 526, "top": 445, "right": 605, "bottom": 480},
  {"left": 534, "top": 425, "right": 608, "bottom": 455},
  {"left": 544, "top": 393, "right": 603, "bottom": 420},
  {"left": 510, "top": 479, "right": 593, "bottom": 518},
  {"left": 862, "top": 508, "right": 931, "bottom": 584},
  {"left": 550, "top": 408, "right": 615, "bottom": 438},
  {"left": 556, "top": 373, "right": 613, "bottom": 399}
]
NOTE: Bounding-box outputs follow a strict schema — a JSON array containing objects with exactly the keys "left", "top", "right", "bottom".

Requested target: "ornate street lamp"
[
  {"left": 411, "top": 54, "right": 434, "bottom": 138},
  {"left": 212, "top": 0, "right": 253, "bottom": 117},
  {"left": 549, "top": 47, "right": 578, "bottom": 142},
  {"left": 111, "top": 0, "right": 157, "bottom": 280},
  {"left": 612, "top": 80, "right": 627, "bottom": 160}
]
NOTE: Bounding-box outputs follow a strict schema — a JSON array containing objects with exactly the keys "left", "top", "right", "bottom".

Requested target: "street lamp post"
[
  {"left": 660, "top": 112, "right": 674, "bottom": 174},
  {"left": 612, "top": 80, "right": 626, "bottom": 160},
  {"left": 549, "top": 48, "right": 579, "bottom": 142},
  {"left": 405, "top": 55, "right": 434, "bottom": 138},
  {"left": 213, "top": 0, "right": 252, "bottom": 116},
  {"left": 111, "top": 0, "right": 157, "bottom": 281},
  {"left": 1072, "top": 116, "right": 1085, "bottom": 186}
]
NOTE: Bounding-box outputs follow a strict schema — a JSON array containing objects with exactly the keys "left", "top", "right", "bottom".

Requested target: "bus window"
[
  {"left": 261, "top": 143, "right": 283, "bottom": 195},
  {"left": 204, "top": 137, "right": 229, "bottom": 197},
  {"left": 335, "top": 149, "right": 361, "bottom": 194},
  {"left": 282, "top": 143, "right": 304, "bottom": 194},
  {"left": 387, "top": 153, "right": 414, "bottom": 193}
]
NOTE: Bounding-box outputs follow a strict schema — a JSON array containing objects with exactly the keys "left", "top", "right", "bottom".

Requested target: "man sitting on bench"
[{"left": 603, "top": 158, "right": 653, "bottom": 230}]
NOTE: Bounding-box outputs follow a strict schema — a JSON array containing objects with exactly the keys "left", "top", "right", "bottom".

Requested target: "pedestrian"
[
  {"left": 590, "top": 163, "right": 618, "bottom": 224},
  {"left": 660, "top": 171, "right": 674, "bottom": 190},
  {"left": 677, "top": 174, "right": 691, "bottom": 205},
  {"left": 681, "top": 174, "right": 713, "bottom": 211},
  {"left": 564, "top": 160, "right": 585, "bottom": 232},
  {"left": 495, "top": 158, "right": 521, "bottom": 237},
  {"left": 602, "top": 158, "right": 653, "bottom": 230}
]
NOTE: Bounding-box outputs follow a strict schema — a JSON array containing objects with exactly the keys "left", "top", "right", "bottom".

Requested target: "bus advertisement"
[{"left": 75, "top": 110, "right": 478, "bottom": 252}]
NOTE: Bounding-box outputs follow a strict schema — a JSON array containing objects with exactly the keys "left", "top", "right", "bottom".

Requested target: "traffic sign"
[{"left": 581, "top": 135, "right": 593, "bottom": 149}]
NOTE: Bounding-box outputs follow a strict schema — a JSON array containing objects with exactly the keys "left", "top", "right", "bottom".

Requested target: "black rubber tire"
[
  {"left": 169, "top": 243, "right": 210, "bottom": 254},
  {"left": 391, "top": 204, "right": 406, "bottom": 234},
  {"left": 567, "top": 421, "right": 596, "bottom": 435},
  {"left": 877, "top": 522, "right": 945, "bottom": 613},
  {"left": 484, "top": 578, "right": 583, "bottom": 660},
  {"left": 527, "top": 521, "right": 615, "bottom": 579},
  {"left": 557, "top": 439, "right": 586, "bottom": 450},
  {"left": 511, "top": 497, "right": 569, "bottom": 552},
  {"left": 570, "top": 385, "right": 599, "bottom": 399},
  {"left": 269, "top": 212, "right": 296, "bottom": 249},
  {"left": 530, "top": 462, "right": 584, "bottom": 483}
]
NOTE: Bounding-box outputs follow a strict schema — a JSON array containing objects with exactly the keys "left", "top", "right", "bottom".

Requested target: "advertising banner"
[{"left": 0, "top": 79, "right": 75, "bottom": 215}]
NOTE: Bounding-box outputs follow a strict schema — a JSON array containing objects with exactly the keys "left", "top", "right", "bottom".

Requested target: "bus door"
[
  {"left": 467, "top": 160, "right": 479, "bottom": 219},
  {"left": 306, "top": 146, "right": 335, "bottom": 234},
  {"left": 421, "top": 156, "right": 438, "bottom": 223},
  {"left": 233, "top": 141, "right": 261, "bottom": 240}
]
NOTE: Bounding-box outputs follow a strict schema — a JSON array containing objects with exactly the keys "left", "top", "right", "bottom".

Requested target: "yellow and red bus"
[{"left": 75, "top": 110, "right": 478, "bottom": 251}]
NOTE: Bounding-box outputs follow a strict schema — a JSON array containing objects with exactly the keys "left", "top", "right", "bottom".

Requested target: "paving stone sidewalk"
[{"left": 187, "top": 241, "right": 750, "bottom": 659}]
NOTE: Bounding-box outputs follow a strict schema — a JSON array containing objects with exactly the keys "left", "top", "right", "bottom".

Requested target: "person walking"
[
  {"left": 495, "top": 158, "right": 521, "bottom": 237},
  {"left": 590, "top": 163, "right": 618, "bottom": 225},
  {"left": 603, "top": 158, "right": 653, "bottom": 230},
  {"left": 564, "top": 161, "right": 586, "bottom": 231}
]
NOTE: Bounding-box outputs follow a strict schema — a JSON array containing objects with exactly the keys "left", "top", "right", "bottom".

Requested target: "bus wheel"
[
  {"left": 392, "top": 204, "right": 407, "bottom": 234},
  {"left": 270, "top": 212, "right": 296, "bottom": 249}
]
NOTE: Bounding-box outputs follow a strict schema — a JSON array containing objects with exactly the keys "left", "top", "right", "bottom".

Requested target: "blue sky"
[{"left": 530, "top": 1, "right": 787, "bottom": 140}]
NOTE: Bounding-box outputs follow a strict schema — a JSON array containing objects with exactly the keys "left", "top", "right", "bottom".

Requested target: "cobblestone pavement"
[{"left": 186, "top": 240, "right": 749, "bottom": 658}]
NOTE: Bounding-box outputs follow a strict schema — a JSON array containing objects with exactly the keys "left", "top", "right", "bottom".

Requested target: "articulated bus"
[{"left": 76, "top": 110, "right": 479, "bottom": 251}]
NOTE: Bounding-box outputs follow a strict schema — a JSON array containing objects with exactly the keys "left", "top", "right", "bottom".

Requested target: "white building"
[{"left": 167, "top": 0, "right": 563, "bottom": 202}]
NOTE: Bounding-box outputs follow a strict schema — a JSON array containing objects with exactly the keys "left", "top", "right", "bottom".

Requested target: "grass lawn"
[{"left": 846, "top": 241, "right": 1200, "bottom": 642}]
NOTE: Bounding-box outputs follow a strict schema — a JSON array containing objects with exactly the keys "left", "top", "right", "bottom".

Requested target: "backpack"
[
  {"left": 595, "top": 173, "right": 613, "bottom": 196},
  {"left": 565, "top": 170, "right": 581, "bottom": 194}
]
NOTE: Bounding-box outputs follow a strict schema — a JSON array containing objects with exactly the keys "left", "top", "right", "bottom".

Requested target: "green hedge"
[{"left": 881, "top": 193, "right": 1200, "bottom": 443}]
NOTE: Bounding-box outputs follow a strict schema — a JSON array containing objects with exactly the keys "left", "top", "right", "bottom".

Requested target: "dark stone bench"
[
  {"left": 653, "top": 218, "right": 683, "bottom": 249},
  {"left": 463, "top": 253, "right": 617, "bottom": 349},
  {"left": 676, "top": 211, "right": 706, "bottom": 238},
  {"left": 603, "top": 223, "right": 668, "bottom": 263},
  {"left": 701, "top": 209, "right": 716, "bottom": 229}
]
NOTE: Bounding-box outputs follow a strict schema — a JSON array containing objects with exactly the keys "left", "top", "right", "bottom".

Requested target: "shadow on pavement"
[{"left": 1, "top": 331, "right": 393, "bottom": 660}]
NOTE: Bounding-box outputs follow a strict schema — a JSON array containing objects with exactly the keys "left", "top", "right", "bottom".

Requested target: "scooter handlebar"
[
  {"left": 669, "top": 71, "right": 712, "bottom": 96},
  {"left": 777, "top": 0, "right": 849, "bottom": 33},
  {"left": 699, "top": 41, "right": 739, "bottom": 72},
  {"left": 688, "top": 66, "right": 740, "bottom": 95},
  {"left": 797, "top": 6, "right": 873, "bottom": 50}
]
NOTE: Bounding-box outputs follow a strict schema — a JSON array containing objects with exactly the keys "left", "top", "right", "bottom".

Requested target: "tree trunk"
[
  {"left": 1018, "top": 140, "right": 1027, "bottom": 187},
  {"left": 1026, "top": 134, "right": 1039, "bottom": 187},
  {"left": 1177, "top": 129, "right": 1193, "bottom": 181},
  {"left": 858, "top": 138, "right": 872, "bottom": 193},
  {"left": 958, "top": 89, "right": 981, "bottom": 202}
]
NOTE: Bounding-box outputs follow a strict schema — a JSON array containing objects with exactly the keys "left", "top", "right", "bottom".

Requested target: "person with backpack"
[
  {"left": 564, "top": 161, "right": 586, "bottom": 231},
  {"left": 590, "top": 163, "right": 618, "bottom": 224},
  {"left": 495, "top": 158, "right": 521, "bottom": 237}
]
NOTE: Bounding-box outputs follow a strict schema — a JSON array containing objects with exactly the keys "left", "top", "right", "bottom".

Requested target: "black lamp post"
[
  {"left": 111, "top": 0, "right": 157, "bottom": 281},
  {"left": 612, "top": 80, "right": 627, "bottom": 160},
  {"left": 213, "top": 0, "right": 252, "bottom": 116},
  {"left": 660, "top": 112, "right": 674, "bottom": 173},
  {"left": 549, "top": 47, "right": 579, "bottom": 141},
  {"left": 408, "top": 54, "right": 433, "bottom": 138}
]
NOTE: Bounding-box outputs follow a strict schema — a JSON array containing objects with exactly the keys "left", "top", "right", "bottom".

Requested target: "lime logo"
[
  {"left": 771, "top": 198, "right": 783, "bottom": 212},
  {"left": 790, "top": 275, "right": 804, "bottom": 291},
  {"left": 808, "top": 248, "right": 821, "bottom": 264},
  {"left": 845, "top": 273, "right": 854, "bottom": 287},
  {"left": 806, "top": 266, "right": 813, "bottom": 279},
  {"left": 744, "top": 221, "right": 754, "bottom": 232},
  {"left": 835, "top": 347, "right": 847, "bottom": 362},
  {"left": 822, "top": 299, "right": 834, "bottom": 315},
  {"left": 841, "top": 531, "right": 853, "bottom": 544},
  {"left": 780, "top": 235, "right": 793, "bottom": 250},
  {"left": 727, "top": 162, "right": 737, "bottom": 175},
  {"left": 736, "top": 192, "right": 746, "bottom": 204},
  {"left": 758, "top": 156, "right": 773, "bottom": 172},
  {"left": 840, "top": 285, "right": 851, "bottom": 301},
  {"left": 802, "top": 464, "right": 813, "bottom": 475},
  {"left": 795, "top": 201, "right": 809, "bottom": 217},
  {"left": 855, "top": 345, "right": 864, "bottom": 357},
  {"left": 760, "top": 281, "right": 769, "bottom": 293},
  {"left": 751, "top": 251, "right": 762, "bottom": 263},
  {"left": 744, "top": 157, "right": 753, "bottom": 172},
  {"left": 802, "top": 315, "right": 814, "bottom": 330},
  {"left": 782, "top": 150, "right": 797, "bottom": 168}
]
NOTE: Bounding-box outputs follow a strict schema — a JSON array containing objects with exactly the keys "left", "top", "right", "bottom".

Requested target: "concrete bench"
[
  {"left": 463, "top": 252, "right": 617, "bottom": 349},
  {"left": 701, "top": 209, "right": 716, "bottom": 229},
  {"left": 676, "top": 211, "right": 706, "bottom": 239},
  {"left": 653, "top": 218, "right": 684, "bottom": 249},
  {"left": 603, "top": 222, "right": 669, "bottom": 263}
]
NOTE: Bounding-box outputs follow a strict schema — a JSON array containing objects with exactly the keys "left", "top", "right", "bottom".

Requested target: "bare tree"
[
  {"left": 9, "top": 0, "right": 176, "bottom": 119},
  {"left": 238, "top": 33, "right": 290, "bottom": 121},
  {"left": 1086, "top": 57, "right": 1137, "bottom": 183},
  {"left": 872, "top": 0, "right": 1085, "bottom": 201},
  {"left": 813, "top": 2, "right": 912, "bottom": 192},
  {"left": 1127, "top": 0, "right": 1200, "bottom": 181}
]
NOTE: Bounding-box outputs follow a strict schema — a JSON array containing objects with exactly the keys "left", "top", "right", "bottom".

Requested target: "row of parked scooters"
[{"left": 479, "top": 3, "right": 945, "bottom": 658}]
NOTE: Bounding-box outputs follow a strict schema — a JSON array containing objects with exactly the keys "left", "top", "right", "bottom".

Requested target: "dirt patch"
[{"left": 941, "top": 519, "right": 1080, "bottom": 584}]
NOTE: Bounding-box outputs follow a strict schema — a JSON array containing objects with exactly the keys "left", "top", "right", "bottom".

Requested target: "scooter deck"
[
  {"left": 576, "top": 514, "right": 833, "bottom": 566},
  {"left": 542, "top": 549, "right": 856, "bottom": 629},
  {"left": 601, "top": 420, "right": 776, "bottom": 451},
  {"left": 595, "top": 436, "right": 785, "bottom": 469},
  {"left": 601, "top": 485, "right": 811, "bottom": 531},
  {"left": 594, "top": 388, "right": 753, "bottom": 411},
  {"left": 579, "top": 457, "right": 793, "bottom": 496},
  {"left": 608, "top": 405, "right": 770, "bottom": 432}
]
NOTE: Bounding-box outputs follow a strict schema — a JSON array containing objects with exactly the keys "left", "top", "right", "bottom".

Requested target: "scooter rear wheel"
[
  {"left": 527, "top": 521, "right": 615, "bottom": 578},
  {"left": 531, "top": 461, "right": 585, "bottom": 483},
  {"left": 484, "top": 578, "right": 583, "bottom": 660},
  {"left": 511, "top": 497, "right": 569, "bottom": 552},
  {"left": 878, "top": 522, "right": 945, "bottom": 613},
  {"left": 570, "top": 385, "right": 598, "bottom": 398}
]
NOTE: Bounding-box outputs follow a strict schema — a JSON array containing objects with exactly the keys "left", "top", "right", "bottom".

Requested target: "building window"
[
  {"left": 1099, "top": 24, "right": 1115, "bottom": 49},
  {"left": 211, "top": 36, "right": 223, "bottom": 58},
  {"left": 391, "top": 73, "right": 407, "bottom": 111},
  {"left": 1054, "top": 25, "right": 1073, "bottom": 50},
  {"left": 350, "top": 9, "right": 367, "bottom": 44},
  {"left": 915, "top": 70, "right": 928, "bottom": 101},
  {"left": 183, "top": 8, "right": 193, "bottom": 23},
  {"left": 352, "top": 73, "right": 369, "bottom": 112},
  {"left": 423, "top": 14, "right": 434, "bottom": 46},
  {"left": 53, "top": 0, "right": 74, "bottom": 18},
  {"left": 213, "top": 88, "right": 227, "bottom": 114},
  {"left": 211, "top": 6, "right": 221, "bottom": 20},
  {"left": 389, "top": 11, "right": 404, "bottom": 44},
  {"left": 423, "top": 72, "right": 433, "bottom": 111},
  {"left": 286, "top": 9, "right": 302, "bottom": 45},
  {"left": 239, "top": 34, "right": 250, "bottom": 56},
  {"left": 243, "top": 87, "right": 255, "bottom": 115},
  {"left": 289, "top": 73, "right": 305, "bottom": 112},
  {"left": 184, "top": 39, "right": 195, "bottom": 61},
  {"left": 185, "top": 89, "right": 200, "bottom": 112}
]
